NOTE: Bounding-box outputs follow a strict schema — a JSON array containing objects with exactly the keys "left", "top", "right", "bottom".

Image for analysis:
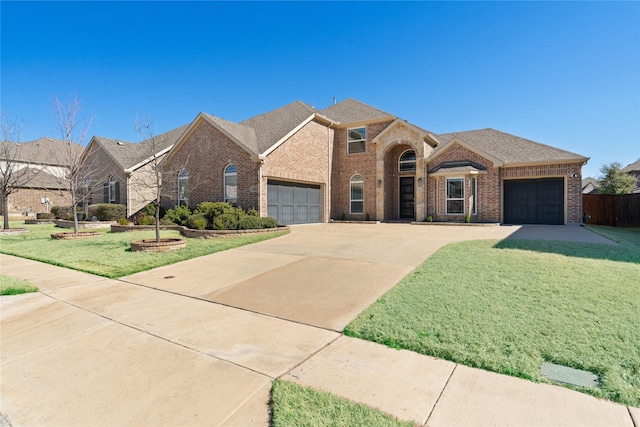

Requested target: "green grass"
[
  {"left": 271, "top": 380, "right": 413, "bottom": 427},
  {"left": 345, "top": 227, "right": 640, "bottom": 407},
  {"left": 0, "top": 223, "right": 288, "bottom": 278},
  {"left": 0, "top": 275, "right": 39, "bottom": 295}
]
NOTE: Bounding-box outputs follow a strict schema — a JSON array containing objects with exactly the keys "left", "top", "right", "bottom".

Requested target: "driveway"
[{"left": 1, "top": 223, "right": 625, "bottom": 426}]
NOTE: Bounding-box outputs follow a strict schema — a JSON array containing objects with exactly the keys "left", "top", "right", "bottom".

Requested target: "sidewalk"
[{"left": 1, "top": 224, "right": 637, "bottom": 426}]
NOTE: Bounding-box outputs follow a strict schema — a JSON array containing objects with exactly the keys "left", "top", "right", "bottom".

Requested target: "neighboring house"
[
  {"left": 0, "top": 137, "right": 79, "bottom": 216},
  {"left": 581, "top": 177, "right": 599, "bottom": 194},
  {"left": 82, "top": 125, "right": 188, "bottom": 217},
  {"left": 162, "top": 98, "right": 588, "bottom": 225},
  {"left": 622, "top": 159, "right": 640, "bottom": 193}
]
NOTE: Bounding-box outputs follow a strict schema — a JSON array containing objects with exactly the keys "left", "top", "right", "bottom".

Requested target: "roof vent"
[{"left": 116, "top": 141, "right": 124, "bottom": 146}]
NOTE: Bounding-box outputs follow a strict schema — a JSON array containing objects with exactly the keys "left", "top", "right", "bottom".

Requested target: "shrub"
[
  {"left": 135, "top": 214, "right": 155, "bottom": 225},
  {"left": 246, "top": 207, "right": 259, "bottom": 217},
  {"left": 93, "top": 204, "right": 126, "bottom": 221},
  {"left": 213, "top": 213, "right": 238, "bottom": 230},
  {"left": 365, "top": 212, "right": 370, "bottom": 221},
  {"left": 51, "top": 205, "right": 74, "bottom": 220},
  {"left": 37, "top": 212, "right": 55, "bottom": 220},
  {"left": 117, "top": 217, "right": 130, "bottom": 226},
  {"left": 196, "top": 201, "right": 236, "bottom": 227},
  {"left": 185, "top": 213, "right": 206, "bottom": 230},
  {"left": 260, "top": 217, "right": 278, "bottom": 228},
  {"left": 237, "top": 215, "right": 263, "bottom": 230},
  {"left": 163, "top": 205, "right": 192, "bottom": 226}
]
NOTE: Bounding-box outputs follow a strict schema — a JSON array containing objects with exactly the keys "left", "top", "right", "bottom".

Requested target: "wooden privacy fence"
[{"left": 583, "top": 193, "right": 640, "bottom": 227}]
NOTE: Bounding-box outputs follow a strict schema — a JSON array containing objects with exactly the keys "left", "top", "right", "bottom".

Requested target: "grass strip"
[
  {"left": 0, "top": 223, "right": 288, "bottom": 278},
  {"left": 345, "top": 229, "right": 640, "bottom": 407},
  {"left": 0, "top": 275, "right": 38, "bottom": 295},
  {"left": 271, "top": 380, "right": 412, "bottom": 427}
]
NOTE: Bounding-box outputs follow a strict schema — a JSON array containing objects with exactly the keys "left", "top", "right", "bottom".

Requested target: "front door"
[{"left": 399, "top": 177, "right": 415, "bottom": 219}]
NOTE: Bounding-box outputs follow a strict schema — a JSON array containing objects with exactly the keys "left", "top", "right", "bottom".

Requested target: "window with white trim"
[
  {"left": 224, "top": 164, "right": 237, "bottom": 204},
  {"left": 399, "top": 150, "right": 416, "bottom": 172},
  {"left": 446, "top": 178, "right": 464, "bottom": 214},
  {"left": 108, "top": 179, "right": 117, "bottom": 203},
  {"left": 347, "top": 127, "right": 366, "bottom": 154},
  {"left": 350, "top": 174, "right": 364, "bottom": 213},
  {"left": 178, "top": 169, "right": 189, "bottom": 206},
  {"left": 471, "top": 177, "right": 477, "bottom": 215}
]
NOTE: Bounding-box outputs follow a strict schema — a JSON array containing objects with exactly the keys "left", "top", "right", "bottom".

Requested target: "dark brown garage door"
[
  {"left": 504, "top": 178, "right": 564, "bottom": 225},
  {"left": 267, "top": 180, "right": 321, "bottom": 225}
]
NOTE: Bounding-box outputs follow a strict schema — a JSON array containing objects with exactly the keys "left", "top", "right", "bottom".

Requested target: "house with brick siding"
[
  {"left": 623, "top": 159, "right": 640, "bottom": 193},
  {"left": 0, "top": 137, "right": 81, "bottom": 217},
  {"left": 82, "top": 125, "right": 188, "bottom": 217},
  {"left": 161, "top": 98, "right": 588, "bottom": 225}
]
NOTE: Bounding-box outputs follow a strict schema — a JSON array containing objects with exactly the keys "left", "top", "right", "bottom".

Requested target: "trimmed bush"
[
  {"left": 118, "top": 217, "right": 130, "bottom": 225},
  {"left": 196, "top": 202, "right": 236, "bottom": 228},
  {"left": 135, "top": 214, "right": 155, "bottom": 225},
  {"left": 186, "top": 213, "right": 206, "bottom": 230},
  {"left": 163, "top": 205, "right": 191, "bottom": 226},
  {"left": 37, "top": 212, "right": 56, "bottom": 220},
  {"left": 261, "top": 217, "right": 278, "bottom": 228},
  {"left": 246, "top": 208, "right": 259, "bottom": 217},
  {"left": 237, "top": 215, "right": 263, "bottom": 230},
  {"left": 51, "top": 205, "right": 74, "bottom": 221},
  {"left": 213, "top": 213, "right": 238, "bottom": 230},
  {"left": 92, "top": 204, "right": 126, "bottom": 221}
]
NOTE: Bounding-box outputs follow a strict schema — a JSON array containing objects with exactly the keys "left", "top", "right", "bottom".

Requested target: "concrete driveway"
[{"left": 1, "top": 223, "right": 629, "bottom": 426}]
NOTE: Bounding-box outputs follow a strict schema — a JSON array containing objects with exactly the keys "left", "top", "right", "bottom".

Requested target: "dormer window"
[
  {"left": 399, "top": 150, "right": 416, "bottom": 172},
  {"left": 347, "top": 127, "right": 366, "bottom": 154}
]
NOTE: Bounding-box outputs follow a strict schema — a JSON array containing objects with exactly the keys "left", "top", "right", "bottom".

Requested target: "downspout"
[
  {"left": 327, "top": 122, "right": 336, "bottom": 222},
  {"left": 126, "top": 172, "right": 132, "bottom": 218}
]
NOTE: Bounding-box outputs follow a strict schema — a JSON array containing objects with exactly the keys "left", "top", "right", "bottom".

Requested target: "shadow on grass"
[{"left": 494, "top": 237, "right": 640, "bottom": 264}]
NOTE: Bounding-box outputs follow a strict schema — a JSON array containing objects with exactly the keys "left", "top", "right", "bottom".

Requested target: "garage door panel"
[
  {"left": 267, "top": 180, "right": 321, "bottom": 225},
  {"left": 504, "top": 178, "right": 564, "bottom": 225}
]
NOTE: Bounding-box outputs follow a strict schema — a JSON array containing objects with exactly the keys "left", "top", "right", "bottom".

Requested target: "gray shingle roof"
[
  {"left": 240, "top": 101, "right": 317, "bottom": 153},
  {"left": 321, "top": 98, "right": 394, "bottom": 124},
  {"left": 203, "top": 114, "right": 258, "bottom": 154},
  {"left": 433, "top": 128, "right": 587, "bottom": 165},
  {"left": 623, "top": 159, "right": 640, "bottom": 172},
  {"left": 2, "top": 138, "right": 83, "bottom": 166},
  {"left": 15, "top": 167, "right": 67, "bottom": 190},
  {"left": 94, "top": 124, "right": 189, "bottom": 170}
]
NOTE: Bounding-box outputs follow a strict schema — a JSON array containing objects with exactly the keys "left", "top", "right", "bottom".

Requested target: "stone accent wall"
[
  {"left": 426, "top": 143, "right": 500, "bottom": 222},
  {"left": 331, "top": 121, "right": 393, "bottom": 220},
  {"left": 260, "top": 120, "right": 333, "bottom": 220},
  {"left": 162, "top": 119, "right": 260, "bottom": 212},
  {"left": 501, "top": 162, "right": 584, "bottom": 224}
]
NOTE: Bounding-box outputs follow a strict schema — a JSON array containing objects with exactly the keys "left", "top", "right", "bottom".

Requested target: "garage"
[
  {"left": 503, "top": 178, "right": 564, "bottom": 225},
  {"left": 267, "top": 180, "right": 321, "bottom": 225}
]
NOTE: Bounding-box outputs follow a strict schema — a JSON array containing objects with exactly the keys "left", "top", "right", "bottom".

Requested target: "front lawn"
[
  {"left": 0, "top": 275, "right": 39, "bottom": 295},
  {"left": 0, "top": 223, "right": 288, "bottom": 278},
  {"left": 271, "top": 380, "right": 412, "bottom": 427},
  {"left": 345, "top": 227, "right": 640, "bottom": 407}
]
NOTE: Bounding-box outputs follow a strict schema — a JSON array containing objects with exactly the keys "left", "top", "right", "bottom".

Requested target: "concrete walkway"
[{"left": 1, "top": 224, "right": 636, "bottom": 426}]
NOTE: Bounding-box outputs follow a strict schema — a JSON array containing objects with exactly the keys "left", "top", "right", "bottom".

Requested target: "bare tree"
[
  {"left": 133, "top": 117, "right": 191, "bottom": 243},
  {"left": 48, "top": 95, "right": 94, "bottom": 234},
  {"left": 0, "top": 114, "right": 33, "bottom": 229}
]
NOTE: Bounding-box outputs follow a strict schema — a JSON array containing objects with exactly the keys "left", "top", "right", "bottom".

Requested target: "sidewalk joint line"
[
  {"left": 276, "top": 334, "right": 342, "bottom": 381},
  {"left": 423, "top": 363, "right": 457, "bottom": 426},
  {"left": 629, "top": 406, "right": 638, "bottom": 427}
]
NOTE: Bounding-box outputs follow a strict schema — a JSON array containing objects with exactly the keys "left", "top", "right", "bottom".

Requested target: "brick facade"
[
  {"left": 82, "top": 146, "right": 127, "bottom": 208},
  {"left": 2, "top": 187, "right": 70, "bottom": 216}
]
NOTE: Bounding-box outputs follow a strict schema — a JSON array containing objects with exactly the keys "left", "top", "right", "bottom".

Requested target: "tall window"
[
  {"left": 471, "top": 177, "right": 477, "bottom": 215},
  {"left": 398, "top": 150, "right": 416, "bottom": 172},
  {"left": 347, "top": 127, "right": 366, "bottom": 154},
  {"left": 108, "top": 178, "right": 117, "bottom": 203},
  {"left": 446, "top": 178, "right": 464, "bottom": 214},
  {"left": 350, "top": 174, "right": 364, "bottom": 214},
  {"left": 178, "top": 169, "right": 189, "bottom": 206},
  {"left": 224, "top": 164, "right": 237, "bottom": 204}
]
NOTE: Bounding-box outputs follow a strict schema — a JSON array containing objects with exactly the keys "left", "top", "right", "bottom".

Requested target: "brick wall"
[
  {"left": 331, "top": 121, "right": 393, "bottom": 220},
  {"left": 3, "top": 187, "right": 70, "bottom": 215},
  {"left": 261, "top": 119, "right": 334, "bottom": 220},
  {"left": 426, "top": 143, "right": 500, "bottom": 222},
  {"left": 162, "top": 119, "right": 260, "bottom": 212},
  {"left": 82, "top": 145, "right": 127, "bottom": 207}
]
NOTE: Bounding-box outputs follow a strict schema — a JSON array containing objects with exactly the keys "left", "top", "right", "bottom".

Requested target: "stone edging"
[
  {"left": 130, "top": 238, "right": 186, "bottom": 252},
  {"left": 51, "top": 231, "right": 102, "bottom": 240},
  {"left": 54, "top": 219, "right": 115, "bottom": 229},
  {"left": 111, "top": 224, "right": 290, "bottom": 239},
  {"left": 25, "top": 219, "right": 56, "bottom": 225}
]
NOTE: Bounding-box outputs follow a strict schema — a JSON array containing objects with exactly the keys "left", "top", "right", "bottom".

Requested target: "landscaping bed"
[
  {"left": 51, "top": 231, "right": 101, "bottom": 240},
  {"left": 111, "top": 223, "right": 289, "bottom": 238}
]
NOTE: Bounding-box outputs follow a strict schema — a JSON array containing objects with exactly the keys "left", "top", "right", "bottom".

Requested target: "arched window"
[
  {"left": 350, "top": 174, "right": 364, "bottom": 214},
  {"left": 224, "top": 164, "right": 237, "bottom": 204},
  {"left": 177, "top": 169, "right": 188, "bottom": 206},
  {"left": 399, "top": 150, "right": 416, "bottom": 172}
]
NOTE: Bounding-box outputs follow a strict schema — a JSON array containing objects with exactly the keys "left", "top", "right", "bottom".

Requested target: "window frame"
[
  {"left": 398, "top": 149, "right": 417, "bottom": 172},
  {"left": 108, "top": 179, "right": 117, "bottom": 204},
  {"left": 224, "top": 164, "right": 238, "bottom": 204},
  {"left": 177, "top": 168, "right": 189, "bottom": 206},
  {"left": 347, "top": 127, "right": 366, "bottom": 154},
  {"left": 350, "top": 174, "right": 364, "bottom": 214},
  {"left": 471, "top": 176, "right": 477, "bottom": 215},
  {"left": 446, "top": 177, "right": 464, "bottom": 215}
]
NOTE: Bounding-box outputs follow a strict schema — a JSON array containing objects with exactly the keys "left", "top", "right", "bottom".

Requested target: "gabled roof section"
[
  {"left": 91, "top": 136, "right": 138, "bottom": 169},
  {"left": 2, "top": 137, "right": 83, "bottom": 167},
  {"left": 430, "top": 128, "right": 588, "bottom": 166},
  {"left": 203, "top": 113, "right": 258, "bottom": 154},
  {"left": 428, "top": 160, "right": 488, "bottom": 175},
  {"left": 240, "top": 100, "right": 318, "bottom": 154},
  {"left": 623, "top": 159, "right": 640, "bottom": 173},
  {"left": 372, "top": 118, "right": 439, "bottom": 148},
  {"left": 320, "top": 98, "right": 394, "bottom": 125}
]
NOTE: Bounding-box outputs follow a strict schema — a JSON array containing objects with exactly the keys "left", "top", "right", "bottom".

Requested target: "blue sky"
[{"left": 1, "top": 1, "right": 638, "bottom": 179}]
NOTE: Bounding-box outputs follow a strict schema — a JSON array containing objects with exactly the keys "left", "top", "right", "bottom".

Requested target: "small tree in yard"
[
  {"left": 48, "top": 95, "right": 95, "bottom": 235},
  {"left": 598, "top": 162, "right": 636, "bottom": 195},
  {"left": 0, "top": 114, "right": 33, "bottom": 229}
]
